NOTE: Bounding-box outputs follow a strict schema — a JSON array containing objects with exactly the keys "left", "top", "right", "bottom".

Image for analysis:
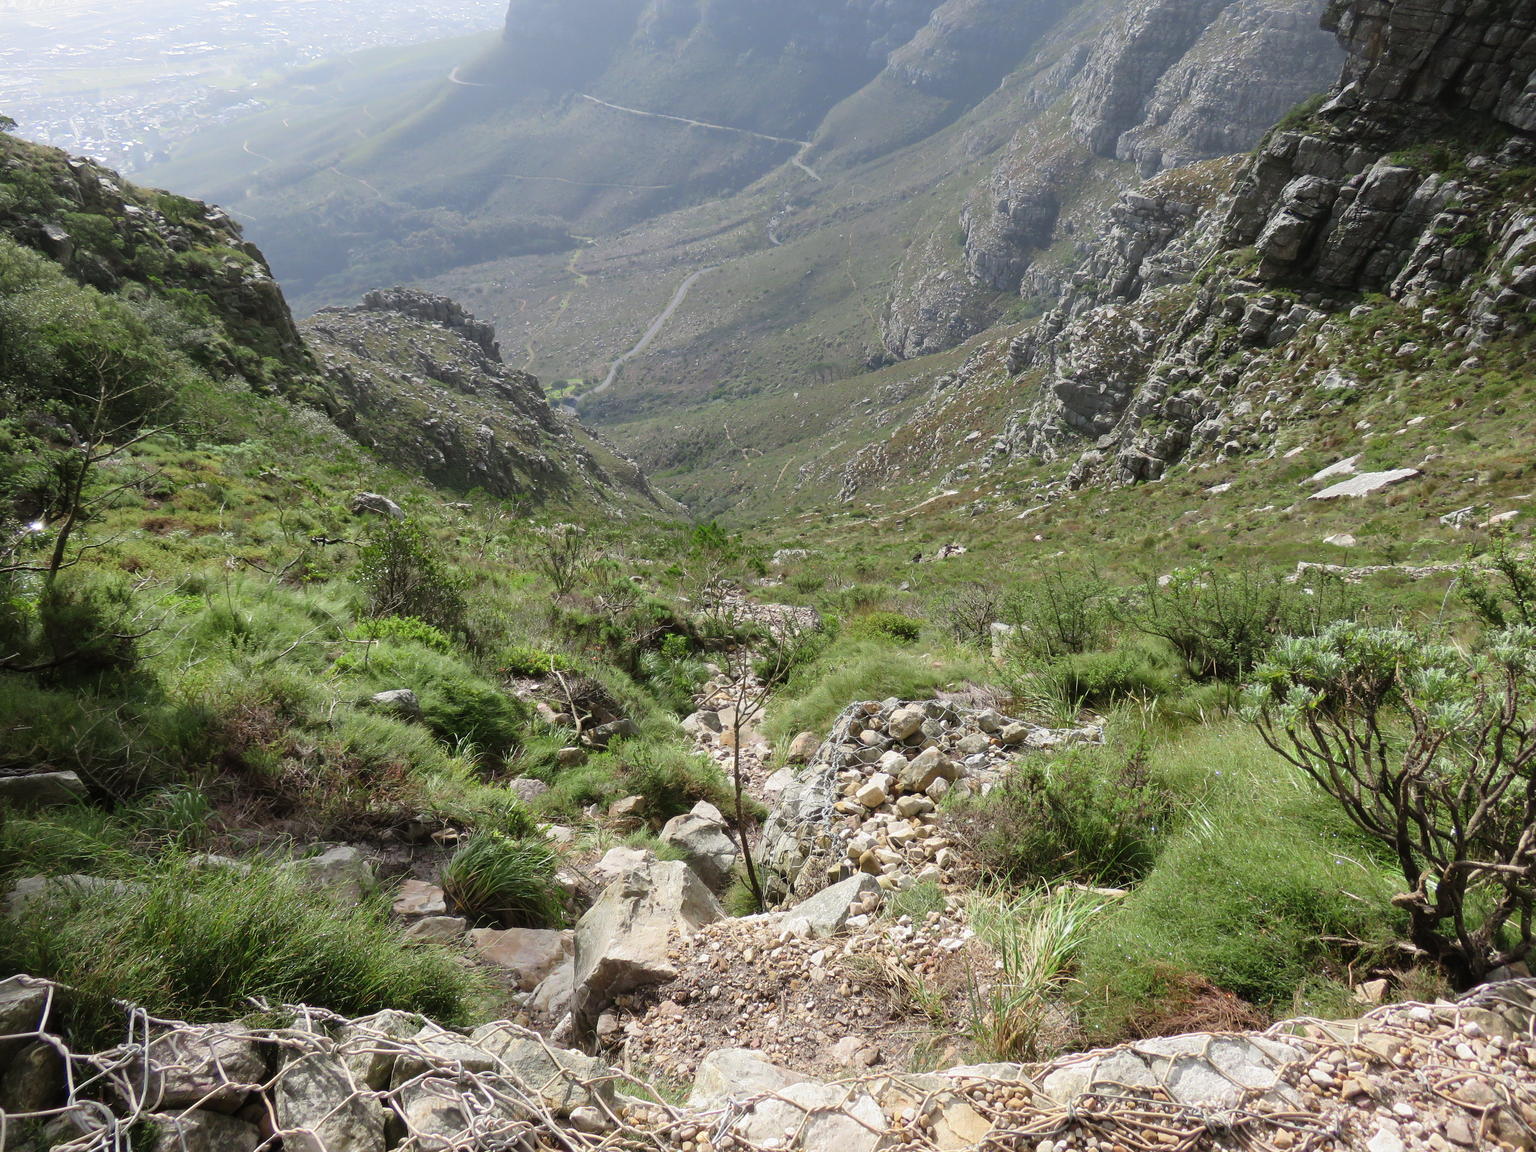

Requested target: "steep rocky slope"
[
  {"left": 304, "top": 288, "right": 678, "bottom": 512},
  {"left": 984, "top": 0, "right": 1536, "bottom": 487},
  {"left": 615, "top": 0, "right": 1535, "bottom": 520},
  {"left": 145, "top": 0, "right": 1339, "bottom": 380},
  {"left": 0, "top": 130, "right": 677, "bottom": 518}
]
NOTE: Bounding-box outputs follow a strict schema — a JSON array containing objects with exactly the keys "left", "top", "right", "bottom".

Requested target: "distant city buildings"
[{"left": 0, "top": 0, "right": 505, "bottom": 173}]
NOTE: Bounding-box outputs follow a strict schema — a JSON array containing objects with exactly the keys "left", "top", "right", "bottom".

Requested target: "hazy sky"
[{"left": 2, "top": 0, "right": 508, "bottom": 171}]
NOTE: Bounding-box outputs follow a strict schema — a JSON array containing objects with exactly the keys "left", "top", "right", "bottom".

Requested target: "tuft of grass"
[
  {"left": 0, "top": 857, "right": 478, "bottom": 1046},
  {"left": 962, "top": 887, "right": 1108, "bottom": 1062},
  {"left": 439, "top": 832, "right": 566, "bottom": 929},
  {"left": 884, "top": 878, "right": 947, "bottom": 923}
]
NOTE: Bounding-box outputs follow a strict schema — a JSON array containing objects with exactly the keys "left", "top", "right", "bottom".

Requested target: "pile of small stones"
[
  {"left": 793, "top": 700, "right": 1099, "bottom": 894},
  {"left": 613, "top": 902, "right": 980, "bottom": 1081}
]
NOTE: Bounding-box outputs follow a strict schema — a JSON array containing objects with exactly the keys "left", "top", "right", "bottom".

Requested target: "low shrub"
[
  {"left": 847, "top": 611, "right": 922, "bottom": 645},
  {"left": 1004, "top": 569, "right": 1111, "bottom": 659},
  {"left": 949, "top": 740, "right": 1177, "bottom": 889},
  {"left": 1126, "top": 567, "right": 1359, "bottom": 682},
  {"left": 1037, "top": 647, "right": 1177, "bottom": 711},
  {"left": 439, "top": 832, "right": 565, "bottom": 928},
  {"left": 346, "top": 615, "right": 453, "bottom": 653},
  {"left": 499, "top": 644, "right": 577, "bottom": 678}
]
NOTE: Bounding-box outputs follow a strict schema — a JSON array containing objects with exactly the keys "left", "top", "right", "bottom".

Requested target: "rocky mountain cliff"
[
  {"left": 305, "top": 288, "right": 677, "bottom": 511},
  {"left": 979, "top": 0, "right": 1536, "bottom": 487},
  {"left": 885, "top": 0, "right": 1344, "bottom": 360}
]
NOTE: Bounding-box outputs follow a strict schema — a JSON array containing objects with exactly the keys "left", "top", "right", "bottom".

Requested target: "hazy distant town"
[{"left": 0, "top": 0, "right": 506, "bottom": 173}]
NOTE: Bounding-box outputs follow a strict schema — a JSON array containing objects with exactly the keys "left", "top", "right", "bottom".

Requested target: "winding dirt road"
[
  {"left": 578, "top": 93, "right": 821, "bottom": 182},
  {"left": 581, "top": 266, "right": 714, "bottom": 401}
]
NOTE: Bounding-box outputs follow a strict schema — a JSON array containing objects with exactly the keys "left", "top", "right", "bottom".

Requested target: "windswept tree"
[{"left": 1245, "top": 622, "right": 1536, "bottom": 988}]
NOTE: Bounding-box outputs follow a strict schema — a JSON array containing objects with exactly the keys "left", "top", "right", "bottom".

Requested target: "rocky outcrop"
[
  {"left": 0, "top": 132, "right": 317, "bottom": 392},
  {"left": 361, "top": 287, "right": 501, "bottom": 359},
  {"left": 976, "top": 0, "right": 1536, "bottom": 487},
  {"left": 890, "top": 0, "right": 1340, "bottom": 357},
  {"left": 304, "top": 289, "right": 677, "bottom": 513}
]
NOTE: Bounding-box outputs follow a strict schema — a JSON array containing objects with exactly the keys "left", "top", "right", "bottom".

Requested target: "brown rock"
[{"left": 467, "top": 927, "right": 572, "bottom": 991}]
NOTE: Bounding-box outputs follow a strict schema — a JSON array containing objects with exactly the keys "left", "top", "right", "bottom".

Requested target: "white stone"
[{"left": 1310, "top": 469, "right": 1420, "bottom": 501}]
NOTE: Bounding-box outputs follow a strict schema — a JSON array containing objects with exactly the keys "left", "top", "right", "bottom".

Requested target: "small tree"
[
  {"left": 1005, "top": 567, "right": 1110, "bottom": 660},
  {"left": 937, "top": 581, "right": 1006, "bottom": 649},
  {"left": 713, "top": 603, "right": 824, "bottom": 912},
  {"left": 532, "top": 523, "right": 596, "bottom": 595},
  {"left": 357, "top": 519, "right": 468, "bottom": 635},
  {"left": 1245, "top": 622, "right": 1536, "bottom": 988}
]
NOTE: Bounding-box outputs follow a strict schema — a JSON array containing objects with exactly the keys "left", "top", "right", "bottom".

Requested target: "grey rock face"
[
  {"left": 141, "top": 1111, "right": 262, "bottom": 1152},
  {"left": 144, "top": 1025, "right": 269, "bottom": 1113},
  {"left": 275, "top": 1051, "right": 388, "bottom": 1152},
  {"left": 957, "top": 0, "right": 1339, "bottom": 301},
  {"left": 660, "top": 803, "right": 740, "bottom": 890},
  {"left": 972, "top": 0, "right": 1536, "bottom": 489},
  {"left": 569, "top": 860, "right": 724, "bottom": 1036}
]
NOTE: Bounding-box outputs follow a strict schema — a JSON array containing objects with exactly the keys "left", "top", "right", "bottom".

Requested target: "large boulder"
[
  {"left": 142, "top": 1111, "right": 261, "bottom": 1152},
  {"left": 688, "top": 1049, "right": 811, "bottom": 1110},
  {"left": 591, "top": 846, "right": 656, "bottom": 885},
  {"left": 570, "top": 861, "right": 723, "bottom": 1035},
  {"left": 660, "top": 803, "right": 739, "bottom": 891},
  {"left": 276, "top": 1052, "right": 387, "bottom": 1151},
  {"left": 393, "top": 1075, "right": 527, "bottom": 1150},
  {"left": 466, "top": 928, "right": 571, "bottom": 991},
  {"left": 732, "top": 1080, "right": 887, "bottom": 1152},
  {"left": 285, "top": 846, "right": 374, "bottom": 905},
  {"left": 334, "top": 1010, "right": 425, "bottom": 1091},
  {"left": 349, "top": 492, "right": 405, "bottom": 519},
  {"left": 0, "top": 771, "right": 87, "bottom": 810}
]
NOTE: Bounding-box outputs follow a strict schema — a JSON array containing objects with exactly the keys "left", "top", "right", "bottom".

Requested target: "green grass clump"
[
  {"left": 439, "top": 832, "right": 566, "bottom": 928},
  {"left": 0, "top": 858, "right": 477, "bottom": 1045},
  {"left": 1036, "top": 646, "right": 1179, "bottom": 712},
  {"left": 500, "top": 644, "right": 578, "bottom": 677},
  {"left": 1073, "top": 723, "right": 1403, "bottom": 1037},
  {"left": 845, "top": 610, "right": 923, "bottom": 645},
  {"left": 949, "top": 740, "right": 1178, "bottom": 889},
  {"left": 531, "top": 737, "right": 734, "bottom": 824}
]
